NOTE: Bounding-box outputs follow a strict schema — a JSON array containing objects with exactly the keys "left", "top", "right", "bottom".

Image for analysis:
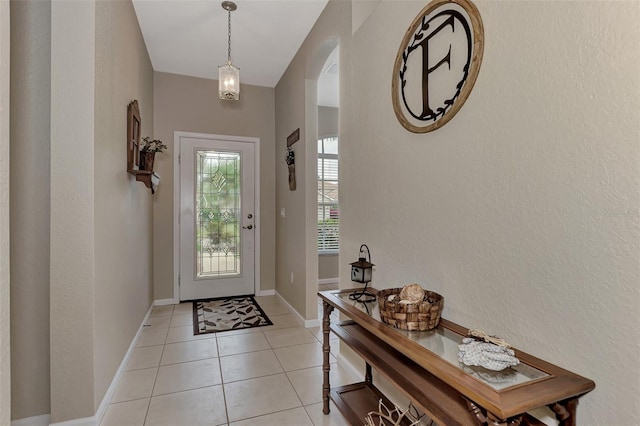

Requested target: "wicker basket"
[{"left": 377, "top": 287, "right": 444, "bottom": 331}]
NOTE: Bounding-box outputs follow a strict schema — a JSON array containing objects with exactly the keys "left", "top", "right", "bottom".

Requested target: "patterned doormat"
[{"left": 193, "top": 295, "right": 273, "bottom": 335}]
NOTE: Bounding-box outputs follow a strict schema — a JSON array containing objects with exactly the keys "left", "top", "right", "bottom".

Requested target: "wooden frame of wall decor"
[
  {"left": 126, "top": 100, "right": 156, "bottom": 193},
  {"left": 391, "top": 0, "right": 485, "bottom": 133},
  {"left": 127, "top": 100, "right": 141, "bottom": 171}
]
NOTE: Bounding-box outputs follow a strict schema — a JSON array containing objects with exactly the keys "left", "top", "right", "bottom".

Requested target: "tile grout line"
[
  {"left": 141, "top": 308, "right": 172, "bottom": 426},
  {"left": 144, "top": 384, "right": 224, "bottom": 403},
  {"left": 221, "top": 307, "right": 313, "bottom": 422},
  {"left": 214, "top": 335, "right": 231, "bottom": 426},
  {"left": 114, "top": 301, "right": 344, "bottom": 425},
  {"left": 229, "top": 406, "right": 315, "bottom": 425},
  {"left": 271, "top": 336, "right": 306, "bottom": 418}
]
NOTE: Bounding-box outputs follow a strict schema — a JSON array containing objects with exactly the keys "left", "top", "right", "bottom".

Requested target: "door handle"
[{"left": 242, "top": 225, "right": 253, "bottom": 230}]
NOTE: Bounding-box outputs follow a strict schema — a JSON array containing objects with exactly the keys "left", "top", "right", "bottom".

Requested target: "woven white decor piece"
[
  {"left": 458, "top": 338, "right": 520, "bottom": 371},
  {"left": 364, "top": 399, "right": 424, "bottom": 426}
]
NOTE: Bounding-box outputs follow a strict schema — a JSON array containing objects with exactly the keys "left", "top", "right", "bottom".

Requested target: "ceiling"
[{"left": 132, "top": 0, "right": 331, "bottom": 89}]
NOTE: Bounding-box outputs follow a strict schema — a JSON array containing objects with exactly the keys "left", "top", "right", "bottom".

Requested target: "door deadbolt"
[{"left": 247, "top": 214, "right": 253, "bottom": 219}]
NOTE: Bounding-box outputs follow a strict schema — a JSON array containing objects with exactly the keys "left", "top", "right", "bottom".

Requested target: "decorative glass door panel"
[
  {"left": 195, "top": 150, "right": 241, "bottom": 279},
  {"left": 179, "top": 134, "right": 256, "bottom": 301}
]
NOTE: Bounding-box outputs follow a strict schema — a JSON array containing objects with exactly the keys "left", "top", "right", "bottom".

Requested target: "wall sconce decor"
[
  {"left": 285, "top": 128, "right": 299, "bottom": 191},
  {"left": 127, "top": 100, "right": 141, "bottom": 171},
  {"left": 285, "top": 147, "right": 296, "bottom": 190},
  {"left": 349, "top": 244, "right": 376, "bottom": 302},
  {"left": 219, "top": 1, "right": 240, "bottom": 100},
  {"left": 126, "top": 100, "right": 161, "bottom": 193}
]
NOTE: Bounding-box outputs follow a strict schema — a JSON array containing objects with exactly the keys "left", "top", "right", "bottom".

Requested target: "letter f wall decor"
[{"left": 392, "top": 0, "right": 484, "bottom": 133}]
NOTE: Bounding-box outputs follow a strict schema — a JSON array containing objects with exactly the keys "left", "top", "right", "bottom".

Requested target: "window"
[{"left": 318, "top": 136, "right": 339, "bottom": 252}]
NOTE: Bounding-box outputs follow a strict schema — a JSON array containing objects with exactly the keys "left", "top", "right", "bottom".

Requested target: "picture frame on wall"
[{"left": 127, "top": 100, "right": 141, "bottom": 171}]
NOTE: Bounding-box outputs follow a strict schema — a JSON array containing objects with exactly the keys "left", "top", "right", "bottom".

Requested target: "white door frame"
[
  {"left": 0, "top": 0, "right": 10, "bottom": 421},
  {"left": 173, "top": 131, "right": 261, "bottom": 303}
]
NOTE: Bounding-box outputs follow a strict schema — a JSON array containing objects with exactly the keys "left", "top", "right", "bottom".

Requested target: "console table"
[{"left": 319, "top": 288, "right": 595, "bottom": 426}]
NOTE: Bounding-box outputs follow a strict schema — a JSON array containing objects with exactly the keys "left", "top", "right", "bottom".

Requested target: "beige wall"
[
  {"left": 153, "top": 72, "right": 276, "bottom": 300},
  {"left": 318, "top": 105, "right": 338, "bottom": 137},
  {"left": 338, "top": 1, "right": 639, "bottom": 424},
  {"left": 94, "top": 0, "right": 154, "bottom": 411},
  {"left": 9, "top": 0, "right": 51, "bottom": 419},
  {"left": 275, "top": 61, "right": 309, "bottom": 316},
  {"left": 50, "top": 0, "right": 97, "bottom": 420},
  {"left": 48, "top": 0, "right": 154, "bottom": 421},
  {"left": 276, "top": 0, "right": 639, "bottom": 422},
  {"left": 0, "top": 0, "right": 10, "bottom": 422},
  {"left": 318, "top": 254, "right": 338, "bottom": 280},
  {"left": 275, "top": 0, "right": 351, "bottom": 319}
]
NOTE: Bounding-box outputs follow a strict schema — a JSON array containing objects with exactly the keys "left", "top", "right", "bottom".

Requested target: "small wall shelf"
[
  {"left": 128, "top": 169, "right": 160, "bottom": 194},
  {"left": 127, "top": 100, "right": 160, "bottom": 193}
]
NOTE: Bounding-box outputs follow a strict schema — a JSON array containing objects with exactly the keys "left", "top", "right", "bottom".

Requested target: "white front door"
[{"left": 178, "top": 134, "right": 256, "bottom": 300}]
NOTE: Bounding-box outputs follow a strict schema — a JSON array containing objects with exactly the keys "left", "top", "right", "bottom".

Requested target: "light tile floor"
[{"left": 101, "top": 295, "right": 353, "bottom": 426}]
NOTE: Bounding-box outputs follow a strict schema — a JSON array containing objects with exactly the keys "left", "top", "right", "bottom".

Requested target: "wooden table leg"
[
  {"left": 467, "top": 399, "right": 525, "bottom": 426},
  {"left": 322, "top": 300, "right": 335, "bottom": 415},
  {"left": 487, "top": 412, "right": 524, "bottom": 426},
  {"left": 549, "top": 398, "right": 579, "bottom": 426},
  {"left": 365, "top": 362, "right": 373, "bottom": 385}
]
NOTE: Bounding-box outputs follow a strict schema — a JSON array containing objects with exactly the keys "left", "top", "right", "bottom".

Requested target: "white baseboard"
[
  {"left": 305, "top": 318, "right": 321, "bottom": 328},
  {"left": 257, "top": 289, "right": 275, "bottom": 296},
  {"left": 17, "top": 306, "right": 154, "bottom": 426},
  {"left": 11, "top": 414, "right": 50, "bottom": 426},
  {"left": 318, "top": 278, "right": 338, "bottom": 285},
  {"left": 337, "top": 351, "right": 411, "bottom": 413},
  {"left": 93, "top": 304, "right": 154, "bottom": 426},
  {"left": 336, "top": 352, "right": 364, "bottom": 382},
  {"left": 273, "top": 291, "right": 320, "bottom": 328},
  {"left": 274, "top": 291, "right": 305, "bottom": 326},
  {"left": 49, "top": 417, "right": 94, "bottom": 426},
  {"left": 154, "top": 298, "right": 176, "bottom": 306}
]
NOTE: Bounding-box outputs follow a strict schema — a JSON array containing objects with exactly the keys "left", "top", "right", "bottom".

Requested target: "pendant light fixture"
[{"left": 219, "top": 1, "right": 239, "bottom": 100}]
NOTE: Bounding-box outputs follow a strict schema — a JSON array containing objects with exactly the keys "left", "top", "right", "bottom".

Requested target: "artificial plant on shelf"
[{"left": 139, "top": 136, "right": 167, "bottom": 171}]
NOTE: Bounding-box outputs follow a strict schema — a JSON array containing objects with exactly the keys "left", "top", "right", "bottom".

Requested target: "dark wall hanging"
[
  {"left": 391, "top": 0, "right": 484, "bottom": 133},
  {"left": 286, "top": 128, "right": 299, "bottom": 191},
  {"left": 286, "top": 147, "right": 296, "bottom": 191},
  {"left": 127, "top": 100, "right": 141, "bottom": 171}
]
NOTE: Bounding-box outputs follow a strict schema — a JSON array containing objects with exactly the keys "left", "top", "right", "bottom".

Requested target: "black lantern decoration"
[{"left": 349, "top": 244, "right": 376, "bottom": 302}]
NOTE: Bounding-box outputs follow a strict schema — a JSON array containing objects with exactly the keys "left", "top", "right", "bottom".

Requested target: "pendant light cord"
[{"left": 227, "top": 8, "right": 232, "bottom": 62}]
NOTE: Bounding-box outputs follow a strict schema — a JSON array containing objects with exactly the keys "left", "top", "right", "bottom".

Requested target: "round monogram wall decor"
[{"left": 392, "top": 0, "right": 484, "bottom": 133}]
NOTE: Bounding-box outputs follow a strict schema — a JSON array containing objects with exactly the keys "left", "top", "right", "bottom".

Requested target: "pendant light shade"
[
  {"left": 219, "top": 1, "right": 239, "bottom": 100},
  {"left": 219, "top": 61, "right": 239, "bottom": 100}
]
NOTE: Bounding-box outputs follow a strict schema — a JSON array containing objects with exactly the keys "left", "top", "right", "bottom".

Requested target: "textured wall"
[
  {"left": 12, "top": 0, "right": 154, "bottom": 421},
  {"left": 9, "top": 0, "right": 51, "bottom": 419},
  {"left": 50, "top": 0, "right": 96, "bottom": 421},
  {"left": 275, "top": 60, "right": 309, "bottom": 316},
  {"left": 275, "top": 0, "right": 351, "bottom": 318},
  {"left": 0, "top": 0, "right": 11, "bottom": 422},
  {"left": 318, "top": 106, "right": 338, "bottom": 137},
  {"left": 318, "top": 254, "right": 338, "bottom": 280},
  {"left": 153, "top": 72, "right": 276, "bottom": 300},
  {"left": 340, "top": 1, "right": 639, "bottom": 423},
  {"left": 93, "top": 0, "right": 154, "bottom": 410}
]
